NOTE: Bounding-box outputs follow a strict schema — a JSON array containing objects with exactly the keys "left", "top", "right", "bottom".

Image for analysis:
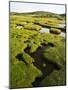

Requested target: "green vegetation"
[
  {"left": 22, "top": 51, "right": 34, "bottom": 64},
  {"left": 41, "top": 65, "right": 66, "bottom": 86},
  {"left": 10, "top": 11, "right": 66, "bottom": 88},
  {"left": 24, "top": 23, "right": 42, "bottom": 31},
  {"left": 10, "top": 59, "right": 42, "bottom": 88},
  {"left": 43, "top": 44, "right": 65, "bottom": 68}
]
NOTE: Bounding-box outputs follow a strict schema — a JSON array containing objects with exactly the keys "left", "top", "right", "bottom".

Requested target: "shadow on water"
[{"left": 24, "top": 44, "right": 58, "bottom": 87}]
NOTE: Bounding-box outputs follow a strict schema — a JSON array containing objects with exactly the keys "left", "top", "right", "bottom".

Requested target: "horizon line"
[{"left": 10, "top": 11, "right": 66, "bottom": 14}]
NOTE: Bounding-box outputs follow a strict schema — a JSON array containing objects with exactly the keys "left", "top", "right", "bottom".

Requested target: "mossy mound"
[
  {"left": 10, "top": 58, "right": 42, "bottom": 88},
  {"left": 43, "top": 44, "right": 65, "bottom": 68},
  {"left": 22, "top": 51, "right": 35, "bottom": 64},
  {"left": 50, "top": 28, "right": 61, "bottom": 34},
  {"left": 24, "top": 23, "right": 42, "bottom": 31},
  {"left": 41, "top": 65, "right": 66, "bottom": 86}
]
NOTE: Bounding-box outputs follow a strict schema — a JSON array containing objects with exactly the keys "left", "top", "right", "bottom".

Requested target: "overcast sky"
[{"left": 10, "top": 2, "right": 65, "bottom": 14}]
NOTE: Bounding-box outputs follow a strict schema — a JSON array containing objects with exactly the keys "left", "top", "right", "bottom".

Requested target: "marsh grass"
[{"left": 10, "top": 12, "right": 66, "bottom": 88}]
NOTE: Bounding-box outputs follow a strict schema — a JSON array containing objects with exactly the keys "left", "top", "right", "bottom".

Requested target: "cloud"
[{"left": 10, "top": 2, "right": 65, "bottom": 14}]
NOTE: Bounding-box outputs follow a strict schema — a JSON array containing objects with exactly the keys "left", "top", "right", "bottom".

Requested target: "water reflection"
[
  {"left": 16, "top": 25, "right": 23, "bottom": 29},
  {"left": 39, "top": 28, "right": 49, "bottom": 33},
  {"left": 60, "top": 32, "right": 65, "bottom": 37},
  {"left": 58, "top": 23, "right": 65, "bottom": 28}
]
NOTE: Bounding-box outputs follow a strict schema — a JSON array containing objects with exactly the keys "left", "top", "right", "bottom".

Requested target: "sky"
[{"left": 10, "top": 2, "right": 65, "bottom": 14}]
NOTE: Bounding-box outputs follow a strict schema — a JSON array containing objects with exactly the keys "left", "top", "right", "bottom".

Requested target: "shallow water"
[
  {"left": 39, "top": 28, "right": 49, "bottom": 33},
  {"left": 40, "top": 28, "right": 65, "bottom": 38},
  {"left": 16, "top": 25, "right": 23, "bottom": 29},
  {"left": 58, "top": 23, "right": 65, "bottom": 28},
  {"left": 60, "top": 32, "right": 65, "bottom": 37}
]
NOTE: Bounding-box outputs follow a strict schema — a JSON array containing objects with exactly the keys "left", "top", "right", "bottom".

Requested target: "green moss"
[
  {"left": 10, "top": 13, "right": 65, "bottom": 88},
  {"left": 41, "top": 32, "right": 64, "bottom": 46},
  {"left": 43, "top": 44, "right": 65, "bottom": 68},
  {"left": 10, "top": 60, "right": 42, "bottom": 88},
  {"left": 22, "top": 51, "right": 34, "bottom": 64},
  {"left": 24, "top": 23, "right": 41, "bottom": 31},
  {"left": 30, "top": 43, "right": 39, "bottom": 53},
  {"left": 41, "top": 65, "right": 66, "bottom": 86}
]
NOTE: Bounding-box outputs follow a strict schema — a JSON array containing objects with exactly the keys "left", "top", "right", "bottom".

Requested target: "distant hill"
[
  {"left": 29, "top": 11, "right": 62, "bottom": 18},
  {"left": 30, "top": 11, "right": 58, "bottom": 15},
  {"left": 60, "top": 14, "right": 66, "bottom": 16},
  {"left": 10, "top": 11, "right": 65, "bottom": 19},
  {"left": 60, "top": 14, "right": 66, "bottom": 18}
]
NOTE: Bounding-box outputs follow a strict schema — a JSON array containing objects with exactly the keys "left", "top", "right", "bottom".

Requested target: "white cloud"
[{"left": 10, "top": 2, "right": 65, "bottom": 14}]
